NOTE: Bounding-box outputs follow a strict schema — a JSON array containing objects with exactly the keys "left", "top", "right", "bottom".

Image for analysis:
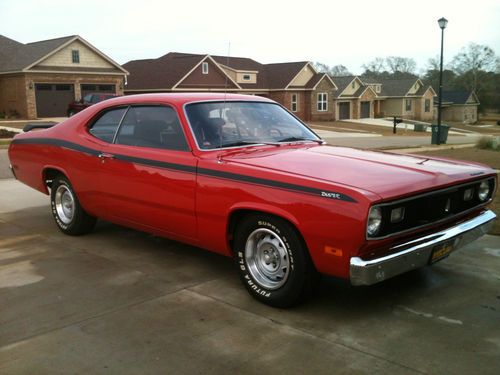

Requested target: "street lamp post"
[{"left": 436, "top": 17, "right": 448, "bottom": 145}]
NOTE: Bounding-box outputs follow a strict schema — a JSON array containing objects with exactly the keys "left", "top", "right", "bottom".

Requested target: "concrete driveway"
[{"left": 1, "top": 178, "right": 499, "bottom": 374}]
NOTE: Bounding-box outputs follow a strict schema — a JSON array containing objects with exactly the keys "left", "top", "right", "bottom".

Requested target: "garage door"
[
  {"left": 35, "top": 84, "right": 75, "bottom": 117},
  {"left": 360, "top": 101, "right": 371, "bottom": 118},
  {"left": 338, "top": 102, "right": 350, "bottom": 120},
  {"left": 81, "top": 84, "right": 116, "bottom": 98}
]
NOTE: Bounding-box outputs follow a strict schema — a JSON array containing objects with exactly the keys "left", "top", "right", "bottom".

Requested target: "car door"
[
  {"left": 95, "top": 104, "right": 198, "bottom": 241},
  {"left": 77, "top": 106, "right": 129, "bottom": 215}
]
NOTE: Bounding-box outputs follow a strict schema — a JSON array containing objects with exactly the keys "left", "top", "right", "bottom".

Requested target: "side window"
[
  {"left": 89, "top": 107, "right": 127, "bottom": 142},
  {"left": 115, "top": 106, "right": 189, "bottom": 151}
]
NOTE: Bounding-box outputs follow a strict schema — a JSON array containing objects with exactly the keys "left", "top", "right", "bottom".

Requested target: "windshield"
[{"left": 185, "top": 101, "right": 320, "bottom": 149}]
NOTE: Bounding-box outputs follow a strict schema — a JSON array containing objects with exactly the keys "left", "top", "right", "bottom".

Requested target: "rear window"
[{"left": 89, "top": 107, "right": 127, "bottom": 142}]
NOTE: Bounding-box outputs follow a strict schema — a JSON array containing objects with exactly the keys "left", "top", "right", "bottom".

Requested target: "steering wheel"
[{"left": 268, "top": 127, "right": 283, "bottom": 138}]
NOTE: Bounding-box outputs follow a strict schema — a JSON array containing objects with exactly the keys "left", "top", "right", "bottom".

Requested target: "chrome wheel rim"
[
  {"left": 245, "top": 228, "right": 290, "bottom": 290},
  {"left": 54, "top": 185, "right": 75, "bottom": 225}
]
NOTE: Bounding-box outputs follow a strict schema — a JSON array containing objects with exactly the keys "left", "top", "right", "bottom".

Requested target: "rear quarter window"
[
  {"left": 114, "top": 106, "right": 189, "bottom": 151},
  {"left": 89, "top": 107, "right": 127, "bottom": 142}
]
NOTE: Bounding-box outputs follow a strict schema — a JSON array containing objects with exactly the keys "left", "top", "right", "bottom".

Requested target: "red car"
[
  {"left": 67, "top": 93, "right": 117, "bottom": 117},
  {"left": 8, "top": 93, "right": 497, "bottom": 307}
]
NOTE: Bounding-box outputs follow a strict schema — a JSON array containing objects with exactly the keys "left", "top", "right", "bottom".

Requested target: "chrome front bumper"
[{"left": 350, "top": 210, "right": 496, "bottom": 286}]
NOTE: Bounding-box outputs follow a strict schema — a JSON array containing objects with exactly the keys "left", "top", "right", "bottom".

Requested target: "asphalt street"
[{"left": 1, "top": 167, "right": 499, "bottom": 374}]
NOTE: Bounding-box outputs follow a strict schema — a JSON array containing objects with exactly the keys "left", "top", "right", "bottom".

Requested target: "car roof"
[{"left": 103, "top": 93, "right": 274, "bottom": 107}]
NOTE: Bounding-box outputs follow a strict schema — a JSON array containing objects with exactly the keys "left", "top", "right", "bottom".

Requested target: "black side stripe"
[
  {"left": 13, "top": 138, "right": 100, "bottom": 156},
  {"left": 12, "top": 138, "right": 357, "bottom": 203},
  {"left": 197, "top": 167, "right": 356, "bottom": 202},
  {"left": 115, "top": 154, "right": 197, "bottom": 174}
]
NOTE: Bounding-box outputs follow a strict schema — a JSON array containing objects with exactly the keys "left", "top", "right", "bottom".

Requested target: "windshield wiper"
[
  {"left": 278, "top": 137, "right": 325, "bottom": 144},
  {"left": 216, "top": 140, "right": 281, "bottom": 148}
]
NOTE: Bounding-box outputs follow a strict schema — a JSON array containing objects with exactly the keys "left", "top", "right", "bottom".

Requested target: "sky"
[{"left": 1, "top": 0, "right": 499, "bottom": 74}]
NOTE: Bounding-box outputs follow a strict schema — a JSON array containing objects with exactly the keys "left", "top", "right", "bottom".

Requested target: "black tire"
[
  {"left": 50, "top": 176, "right": 96, "bottom": 235},
  {"left": 233, "top": 214, "right": 319, "bottom": 307}
]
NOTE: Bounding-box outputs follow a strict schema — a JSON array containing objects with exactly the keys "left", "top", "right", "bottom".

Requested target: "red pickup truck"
[{"left": 67, "top": 93, "right": 117, "bottom": 116}]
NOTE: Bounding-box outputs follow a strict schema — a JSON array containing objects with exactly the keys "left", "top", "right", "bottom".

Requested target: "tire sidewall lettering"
[
  {"left": 237, "top": 218, "right": 296, "bottom": 299},
  {"left": 51, "top": 178, "right": 73, "bottom": 231}
]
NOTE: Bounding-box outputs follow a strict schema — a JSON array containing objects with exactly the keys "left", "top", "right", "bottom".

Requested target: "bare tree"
[
  {"left": 451, "top": 43, "right": 497, "bottom": 92},
  {"left": 361, "top": 57, "right": 386, "bottom": 74},
  {"left": 313, "top": 62, "right": 330, "bottom": 74},
  {"left": 426, "top": 56, "right": 440, "bottom": 71},
  {"left": 313, "top": 62, "right": 351, "bottom": 76},
  {"left": 385, "top": 56, "right": 417, "bottom": 74}
]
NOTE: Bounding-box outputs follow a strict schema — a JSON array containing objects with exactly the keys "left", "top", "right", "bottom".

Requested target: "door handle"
[{"left": 98, "top": 152, "right": 115, "bottom": 160}]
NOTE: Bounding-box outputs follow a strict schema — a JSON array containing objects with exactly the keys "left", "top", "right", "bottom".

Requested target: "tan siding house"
[
  {"left": 361, "top": 78, "right": 436, "bottom": 121},
  {"left": 434, "top": 91, "right": 479, "bottom": 123}
]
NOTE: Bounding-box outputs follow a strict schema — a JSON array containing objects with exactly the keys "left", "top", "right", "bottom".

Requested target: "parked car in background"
[
  {"left": 8, "top": 93, "right": 497, "bottom": 307},
  {"left": 67, "top": 93, "right": 117, "bottom": 116}
]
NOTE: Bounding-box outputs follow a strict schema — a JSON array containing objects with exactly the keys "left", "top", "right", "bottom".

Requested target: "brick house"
[
  {"left": 123, "top": 53, "right": 337, "bottom": 121},
  {"left": 361, "top": 77, "right": 436, "bottom": 121},
  {"left": 433, "top": 91, "right": 480, "bottom": 124},
  {"left": 0, "top": 35, "right": 128, "bottom": 118}
]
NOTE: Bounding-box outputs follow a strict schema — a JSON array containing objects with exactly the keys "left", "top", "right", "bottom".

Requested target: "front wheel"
[
  {"left": 50, "top": 176, "right": 96, "bottom": 235},
  {"left": 233, "top": 214, "right": 319, "bottom": 307}
]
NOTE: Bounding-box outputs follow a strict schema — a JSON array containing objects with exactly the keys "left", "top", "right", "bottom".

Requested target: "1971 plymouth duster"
[{"left": 8, "top": 93, "right": 497, "bottom": 307}]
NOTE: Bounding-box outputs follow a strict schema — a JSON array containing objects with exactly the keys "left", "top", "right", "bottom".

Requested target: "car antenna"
[
  {"left": 219, "top": 41, "right": 231, "bottom": 150},
  {"left": 224, "top": 41, "right": 230, "bottom": 102}
]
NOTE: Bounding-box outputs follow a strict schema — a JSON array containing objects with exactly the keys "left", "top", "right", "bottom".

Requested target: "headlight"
[
  {"left": 478, "top": 181, "right": 490, "bottom": 201},
  {"left": 367, "top": 206, "right": 382, "bottom": 237}
]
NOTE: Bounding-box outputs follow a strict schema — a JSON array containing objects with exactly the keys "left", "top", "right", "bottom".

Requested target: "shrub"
[{"left": 476, "top": 136, "right": 500, "bottom": 150}]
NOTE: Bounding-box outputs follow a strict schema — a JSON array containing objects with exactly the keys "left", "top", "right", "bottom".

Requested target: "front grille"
[{"left": 369, "top": 177, "right": 495, "bottom": 239}]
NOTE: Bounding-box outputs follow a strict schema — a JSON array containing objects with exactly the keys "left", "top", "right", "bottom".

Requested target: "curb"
[
  {"left": 384, "top": 143, "right": 477, "bottom": 154},
  {"left": 0, "top": 126, "right": 22, "bottom": 133}
]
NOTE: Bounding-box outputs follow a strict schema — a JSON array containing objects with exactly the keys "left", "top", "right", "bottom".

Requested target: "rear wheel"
[
  {"left": 50, "top": 176, "right": 96, "bottom": 235},
  {"left": 233, "top": 214, "right": 319, "bottom": 307}
]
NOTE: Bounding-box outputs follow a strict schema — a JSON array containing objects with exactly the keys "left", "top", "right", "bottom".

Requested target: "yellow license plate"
[{"left": 430, "top": 242, "right": 454, "bottom": 264}]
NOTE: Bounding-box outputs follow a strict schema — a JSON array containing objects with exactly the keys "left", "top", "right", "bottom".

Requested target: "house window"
[
  {"left": 317, "top": 93, "right": 328, "bottom": 111},
  {"left": 351, "top": 81, "right": 355, "bottom": 89},
  {"left": 291, "top": 94, "right": 298, "bottom": 112},
  {"left": 242, "top": 74, "right": 251, "bottom": 81},
  {"left": 72, "top": 50, "right": 80, "bottom": 63},
  {"left": 376, "top": 85, "right": 381, "bottom": 93},
  {"left": 202, "top": 62, "right": 209, "bottom": 74},
  {"left": 425, "top": 99, "right": 430, "bottom": 112},
  {"left": 405, "top": 99, "right": 412, "bottom": 111}
]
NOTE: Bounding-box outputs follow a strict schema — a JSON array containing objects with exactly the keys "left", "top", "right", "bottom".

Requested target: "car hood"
[{"left": 221, "top": 145, "right": 493, "bottom": 200}]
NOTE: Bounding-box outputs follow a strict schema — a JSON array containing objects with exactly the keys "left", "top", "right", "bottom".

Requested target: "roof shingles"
[
  {"left": 124, "top": 54, "right": 318, "bottom": 91},
  {"left": 0, "top": 35, "right": 76, "bottom": 72}
]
